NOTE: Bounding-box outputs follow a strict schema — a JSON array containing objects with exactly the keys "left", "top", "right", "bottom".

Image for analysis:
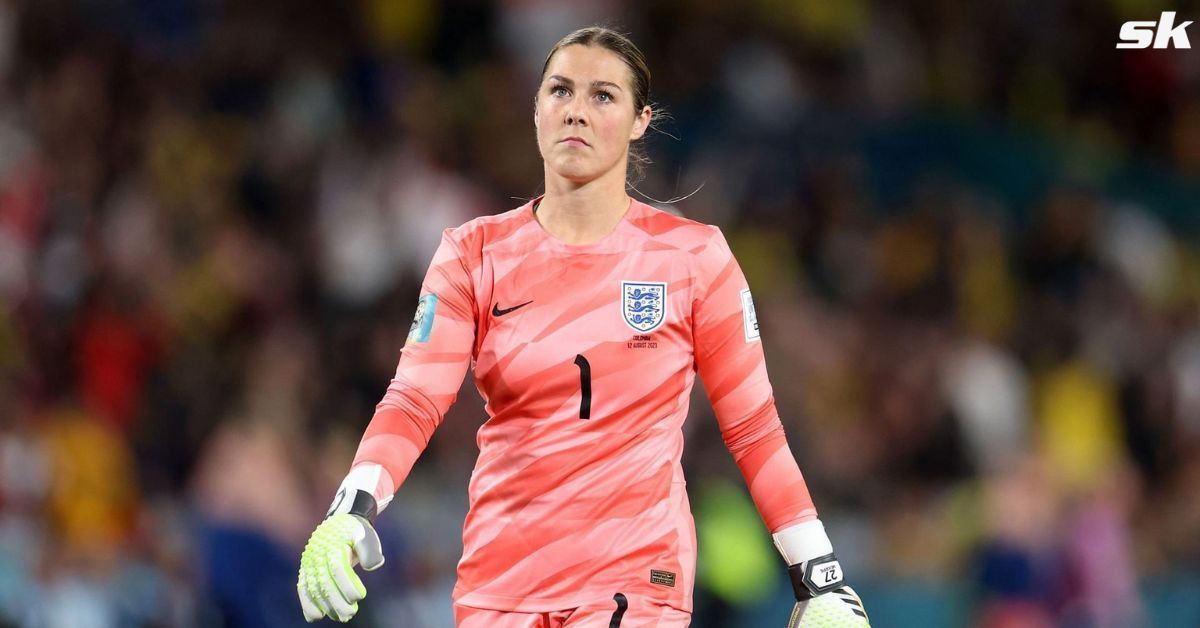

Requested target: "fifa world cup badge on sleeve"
[
  {"left": 407, "top": 294, "right": 438, "bottom": 344},
  {"left": 740, "top": 288, "right": 760, "bottom": 341}
]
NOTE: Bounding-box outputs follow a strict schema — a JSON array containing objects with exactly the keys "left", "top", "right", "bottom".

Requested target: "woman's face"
[{"left": 535, "top": 45, "right": 651, "bottom": 185}]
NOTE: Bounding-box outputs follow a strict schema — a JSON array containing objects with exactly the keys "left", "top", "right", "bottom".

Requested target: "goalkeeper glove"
[
  {"left": 787, "top": 585, "right": 869, "bottom": 627},
  {"left": 297, "top": 488, "right": 384, "bottom": 623},
  {"left": 775, "top": 520, "right": 870, "bottom": 627}
]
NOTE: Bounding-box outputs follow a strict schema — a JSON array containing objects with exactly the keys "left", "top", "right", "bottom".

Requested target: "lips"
[{"left": 560, "top": 136, "right": 590, "bottom": 147}]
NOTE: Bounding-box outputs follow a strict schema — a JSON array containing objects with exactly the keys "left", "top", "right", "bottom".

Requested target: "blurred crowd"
[{"left": 2, "top": 0, "right": 1200, "bottom": 626}]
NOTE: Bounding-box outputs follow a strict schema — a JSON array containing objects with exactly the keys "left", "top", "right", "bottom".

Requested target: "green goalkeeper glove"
[
  {"left": 787, "top": 584, "right": 870, "bottom": 627},
  {"left": 297, "top": 489, "right": 384, "bottom": 623},
  {"left": 775, "top": 520, "right": 870, "bottom": 627}
]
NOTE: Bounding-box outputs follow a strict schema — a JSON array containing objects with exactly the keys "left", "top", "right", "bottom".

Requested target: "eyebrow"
[{"left": 547, "top": 75, "right": 624, "bottom": 91}]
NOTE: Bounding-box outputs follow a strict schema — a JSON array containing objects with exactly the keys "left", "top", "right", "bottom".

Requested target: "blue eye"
[
  {"left": 551, "top": 85, "right": 569, "bottom": 97},
  {"left": 596, "top": 91, "right": 613, "bottom": 103}
]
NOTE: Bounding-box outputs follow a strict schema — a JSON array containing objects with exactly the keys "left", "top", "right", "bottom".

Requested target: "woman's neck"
[{"left": 535, "top": 171, "right": 631, "bottom": 245}]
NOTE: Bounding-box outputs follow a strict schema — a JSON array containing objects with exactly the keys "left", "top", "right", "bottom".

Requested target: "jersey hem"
[{"left": 452, "top": 588, "right": 693, "bottom": 614}]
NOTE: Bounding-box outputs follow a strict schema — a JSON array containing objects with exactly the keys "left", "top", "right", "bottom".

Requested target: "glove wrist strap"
[
  {"left": 325, "top": 488, "right": 379, "bottom": 522},
  {"left": 788, "top": 552, "right": 845, "bottom": 601}
]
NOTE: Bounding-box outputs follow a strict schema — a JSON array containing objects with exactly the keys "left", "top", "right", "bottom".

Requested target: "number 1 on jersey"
[{"left": 574, "top": 354, "right": 591, "bottom": 419}]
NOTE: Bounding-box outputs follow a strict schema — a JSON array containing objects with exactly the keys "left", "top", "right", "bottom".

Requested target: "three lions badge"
[{"left": 622, "top": 281, "right": 666, "bottom": 333}]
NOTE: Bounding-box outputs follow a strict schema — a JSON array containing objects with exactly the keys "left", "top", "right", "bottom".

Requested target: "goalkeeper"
[{"left": 299, "top": 26, "right": 868, "bottom": 627}]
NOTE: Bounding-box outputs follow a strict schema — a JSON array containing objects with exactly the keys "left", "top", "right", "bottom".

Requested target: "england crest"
[{"left": 622, "top": 281, "right": 667, "bottom": 333}]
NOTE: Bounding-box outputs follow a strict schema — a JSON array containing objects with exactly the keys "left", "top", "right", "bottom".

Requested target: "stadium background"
[{"left": 2, "top": 0, "right": 1200, "bottom": 626}]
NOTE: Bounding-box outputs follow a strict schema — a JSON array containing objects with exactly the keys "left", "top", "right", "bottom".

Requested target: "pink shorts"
[{"left": 454, "top": 594, "right": 691, "bottom": 627}]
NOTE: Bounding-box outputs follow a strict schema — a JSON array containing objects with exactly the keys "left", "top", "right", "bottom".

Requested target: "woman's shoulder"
[
  {"left": 446, "top": 200, "right": 534, "bottom": 238},
  {"left": 627, "top": 200, "right": 724, "bottom": 249}
]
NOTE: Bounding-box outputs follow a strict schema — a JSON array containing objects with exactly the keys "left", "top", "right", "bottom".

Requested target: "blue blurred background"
[{"left": 2, "top": 0, "right": 1200, "bottom": 626}]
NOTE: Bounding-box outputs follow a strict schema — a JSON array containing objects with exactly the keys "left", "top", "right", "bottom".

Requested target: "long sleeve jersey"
[{"left": 352, "top": 198, "right": 817, "bottom": 613}]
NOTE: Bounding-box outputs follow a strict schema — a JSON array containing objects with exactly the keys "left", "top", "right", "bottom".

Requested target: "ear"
[
  {"left": 533, "top": 96, "right": 540, "bottom": 130},
  {"left": 629, "top": 105, "right": 652, "bottom": 141}
]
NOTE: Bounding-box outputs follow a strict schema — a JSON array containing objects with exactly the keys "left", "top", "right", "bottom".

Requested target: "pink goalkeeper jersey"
[{"left": 352, "top": 198, "right": 817, "bottom": 613}]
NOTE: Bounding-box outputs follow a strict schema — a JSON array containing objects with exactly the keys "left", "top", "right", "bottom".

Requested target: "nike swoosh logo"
[{"left": 492, "top": 301, "right": 533, "bottom": 317}]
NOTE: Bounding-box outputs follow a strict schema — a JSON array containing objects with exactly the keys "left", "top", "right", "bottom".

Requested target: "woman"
[{"left": 298, "top": 27, "right": 867, "bottom": 627}]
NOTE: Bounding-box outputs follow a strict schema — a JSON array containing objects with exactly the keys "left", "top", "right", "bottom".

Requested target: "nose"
[{"left": 564, "top": 97, "right": 587, "bottom": 127}]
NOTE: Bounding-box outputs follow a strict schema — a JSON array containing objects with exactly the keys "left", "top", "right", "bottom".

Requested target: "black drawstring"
[{"left": 608, "top": 593, "right": 628, "bottom": 627}]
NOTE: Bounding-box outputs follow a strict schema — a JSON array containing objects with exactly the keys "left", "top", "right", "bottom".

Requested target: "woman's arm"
[
  {"left": 692, "top": 228, "right": 864, "bottom": 616},
  {"left": 692, "top": 227, "right": 817, "bottom": 532},
  {"left": 341, "top": 227, "right": 479, "bottom": 513}
]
